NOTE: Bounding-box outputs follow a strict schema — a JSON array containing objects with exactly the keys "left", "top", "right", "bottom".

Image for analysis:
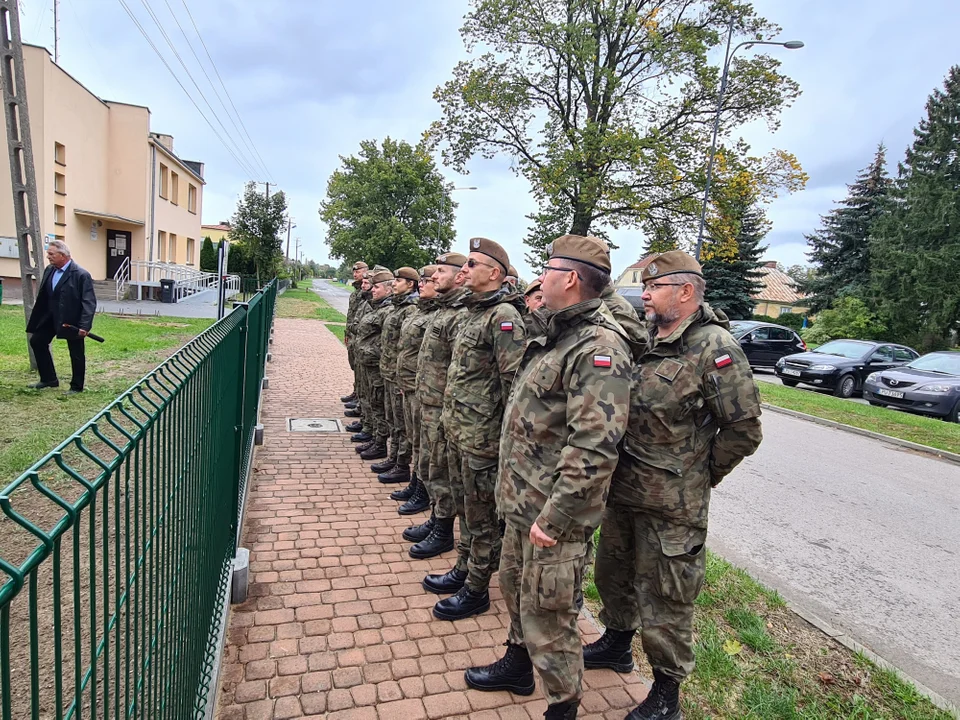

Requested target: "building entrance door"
[{"left": 106, "top": 229, "right": 130, "bottom": 279}]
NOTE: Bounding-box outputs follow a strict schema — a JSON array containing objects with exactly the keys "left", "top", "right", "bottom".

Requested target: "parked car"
[
  {"left": 730, "top": 320, "right": 807, "bottom": 368},
  {"left": 616, "top": 286, "right": 644, "bottom": 312},
  {"left": 775, "top": 339, "right": 920, "bottom": 398},
  {"left": 862, "top": 351, "right": 960, "bottom": 422}
]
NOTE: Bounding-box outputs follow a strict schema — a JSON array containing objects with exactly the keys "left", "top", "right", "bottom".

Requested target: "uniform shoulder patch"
[
  {"left": 500, "top": 321, "right": 514, "bottom": 332},
  {"left": 593, "top": 354, "right": 612, "bottom": 368},
  {"left": 714, "top": 353, "right": 733, "bottom": 369}
]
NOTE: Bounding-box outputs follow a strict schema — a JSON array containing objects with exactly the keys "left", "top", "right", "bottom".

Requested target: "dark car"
[
  {"left": 774, "top": 339, "right": 920, "bottom": 398},
  {"left": 730, "top": 321, "right": 807, "bottom": 368},
  {"left": 862, "top": 351, "right": 960, "bottom": 422},
  {"left": 616, "top": 286, "right": 644, "bottom": 312}
]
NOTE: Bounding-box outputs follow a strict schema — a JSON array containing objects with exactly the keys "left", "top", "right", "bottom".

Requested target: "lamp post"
[
  {"left": 437, "top": 185, "right": 477, "bottom": 249},
  {"left": 693, "top": 20, "right": 803, "bottom": 261}
]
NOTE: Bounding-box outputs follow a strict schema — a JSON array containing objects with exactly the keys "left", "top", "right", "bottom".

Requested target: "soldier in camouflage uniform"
[
  {"left": 465, "top": 236, "right": 633, "bottom": 720},
  {"left": 408, "top": 253, "right": 470, "bottom": 564},
  {"left": 352, "top": 269, "right": 395, "bottom": 461},
  {"left": 587, "top": 251, "right": 763, "bottom": 720},
  {"left": 343, "top": 262, "right": 370, "bottom": 430},
  {"left": 432, "top": 238, "right": 526, "bottom": 622},
  {"left": 390, "top": 266, "right": 441, "bottom": 513},
  {"left": 348, "top": 273, "right": 375, "bottom": 444},
  {"left": 374, "top": 267, "right": 421, "bottom": 480}
]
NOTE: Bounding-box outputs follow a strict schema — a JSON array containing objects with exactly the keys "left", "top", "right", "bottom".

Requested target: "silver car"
[{"left": 862, "top": 351, "right": 960, "bottom": 422}]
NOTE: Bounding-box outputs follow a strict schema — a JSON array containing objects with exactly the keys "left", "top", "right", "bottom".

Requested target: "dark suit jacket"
[{"left": 26, "top": 261, "right": 97, "bottom": 338}]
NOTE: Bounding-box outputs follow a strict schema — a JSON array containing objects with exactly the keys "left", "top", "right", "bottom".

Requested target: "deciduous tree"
[{"left": 230, "top": 182, "right": 288, "bottom": 285}]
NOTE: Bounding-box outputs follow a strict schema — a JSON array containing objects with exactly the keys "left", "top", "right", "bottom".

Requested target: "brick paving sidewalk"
[{"left": 215, "top": 318, "right": 649, "bottom": 720}]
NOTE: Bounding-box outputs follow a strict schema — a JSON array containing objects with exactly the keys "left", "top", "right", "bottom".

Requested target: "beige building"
[
  {"left": 0, "top": 44, "right": 205, "bottom": 289},
  {"left": 201, "top": 222, "right": 232, "bottom": 245},
  {"left": 753, "top": 261, "right": 811, "bottom": 317}
]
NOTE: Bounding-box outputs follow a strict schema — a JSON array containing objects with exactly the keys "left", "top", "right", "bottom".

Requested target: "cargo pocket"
[
  {"left": 533, "top": 541, "right": 585, "bottom": 612},
  {"left": 655, "top": 524, "right": 707, "bottom": 605},
  {"left": 466, "top": 454, "right": 498, "bottom": 504}
]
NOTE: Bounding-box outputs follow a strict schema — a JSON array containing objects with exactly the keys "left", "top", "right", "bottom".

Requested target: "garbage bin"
[{"left": 160, "top": 278, "right": 176, "bottom": 303}]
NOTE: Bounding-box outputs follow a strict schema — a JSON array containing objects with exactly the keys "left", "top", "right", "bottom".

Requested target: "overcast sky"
[{"left": 19, "top": 0, "right": 960, "bottom": 279}]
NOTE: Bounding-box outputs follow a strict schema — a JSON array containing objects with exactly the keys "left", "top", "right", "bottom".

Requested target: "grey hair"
[
  {"left": 673, "top": 272, "right": 705, "bottom": 304},
  {"left": 47, "top": 239, "right": 71, "bottom": 257}
]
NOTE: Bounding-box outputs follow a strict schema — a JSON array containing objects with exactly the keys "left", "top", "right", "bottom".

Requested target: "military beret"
[
  {"left": 507, "top": 265, "right": 518, "bottom": 278},
  {"left": 436, "top": 252, "right": 468, "bottom": 268},
  {"left": 467, "top": 237, "right": 509, "bottom": 274},
  {"left": 547, "top": 234, "right": 611, "bottom": 273},
  {"left": 420, "top": 264, "right": 439, "bottom": 278},
  {"left": 395, "top": 267, "right": 419, "bottom": 282},
  {"left": 369, "top": 269, "right": 395, "bottom": 285},
  {"left": 524, "top": 279, "right": 542, "bottom": 296},
  {"left": 641, "top": 250, "right": 703, "bottom": 282},
  {"left": 352, "top": 261, "right": 369, "bottom": 271}
]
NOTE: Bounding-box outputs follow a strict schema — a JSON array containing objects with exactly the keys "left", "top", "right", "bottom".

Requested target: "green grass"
[
  {"left": 758, "top": 382, "right": 960, "bottom": 455},
  {"left": 276, "top": 285, "right": 347, "bottom": 322},
  {"left": 585, "top": 549, "right": 952, "bottom": 720},
  {"left": 326, "top": 324, "right": 346, "bottom": 344},
  {"left": 329, "top": 280, "right": 352, "bottom": 290},
  {"left": 0, "top": 305, "right": 212, "bottom": 481}
]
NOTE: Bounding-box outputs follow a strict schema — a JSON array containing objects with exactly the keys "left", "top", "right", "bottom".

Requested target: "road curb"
[{"left": 761, "top": 403, "right": 960, "bottom": 466}]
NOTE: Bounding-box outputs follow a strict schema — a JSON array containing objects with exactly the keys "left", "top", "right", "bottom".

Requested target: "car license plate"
[
  {"left": 877, "top": 388, "right": 904, "bottom": 399},
  {"left": 781, "top": 368, "right": 801, "bottom": 377}
]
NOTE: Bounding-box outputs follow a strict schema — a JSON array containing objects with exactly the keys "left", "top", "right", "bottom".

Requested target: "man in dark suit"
[{"left": 25, "top": 240, "right": 97, "bottom": 394}]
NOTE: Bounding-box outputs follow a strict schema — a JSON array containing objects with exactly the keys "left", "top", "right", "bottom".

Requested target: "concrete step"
[{"left": 92, "top": 280, "right": 118, "bottom": 302}]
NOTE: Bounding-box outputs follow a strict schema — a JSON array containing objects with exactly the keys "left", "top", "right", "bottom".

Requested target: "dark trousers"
[{"left": 29, "top": 321, "right": 86, "bottom": 390}]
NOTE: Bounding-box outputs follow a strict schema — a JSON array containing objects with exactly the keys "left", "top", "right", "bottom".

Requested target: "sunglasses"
[{"left": 466, "top": 257, "right": 500, "bottom": 270}]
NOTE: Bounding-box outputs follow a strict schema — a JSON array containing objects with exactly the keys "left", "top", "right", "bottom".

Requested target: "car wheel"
[
  {"left": 834, "top": 374, "right": 856, "bottom": 399},
  {"left": 781, "top": 379, "right": 799, "bottom": 388},
  {"left": 951, "top": 400, "right": 960, "bottom": 424}
]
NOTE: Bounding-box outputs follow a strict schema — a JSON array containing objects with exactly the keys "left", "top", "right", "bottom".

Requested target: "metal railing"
[
  {"left": 0, "top": 279, "right": 277, "bottom": 719},
  {"left": 114, "top": 259, "right": 240, "bottom": 302}
]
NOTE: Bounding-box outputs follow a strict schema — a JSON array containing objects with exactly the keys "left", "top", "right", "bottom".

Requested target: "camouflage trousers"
[
  {"left": 420, "top": 405, "right": 458, "bottom": 520},
  {"left": 383, "top": 379, "right": 404, "bottom": 463},
  {"left": 346, "top": 339, "right": 357, "bottom": 394},
  {"left": 448, "top": 443, "right": 500, "bottom": 592},
  {"left": 594, "top": 505, "right": 707, "bottom": 682},
  {"left": 501, "top": 521, "right": 585, "bottom": 705},
  {"left": 354, "top": 363, "right": 372, "bottom": 433},
  {"left": 361, "top": 365, "right": 388, "bottom": 445},
  {"left": 401, "top": 389, "right": 420, "bottom": 474}
]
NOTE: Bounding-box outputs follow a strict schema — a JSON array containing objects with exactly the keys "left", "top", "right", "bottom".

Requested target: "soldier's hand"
[{"left": 529, "top": 522, "right": 556, "bottom": 548}]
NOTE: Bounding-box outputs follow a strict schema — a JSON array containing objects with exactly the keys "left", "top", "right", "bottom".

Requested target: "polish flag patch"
[
  {"left": 594, "top": 355, "right": 612, "bottom": 368},
  {"left": 715, "top": 354, "right": 733, "bottom": 369},
  {"left": 500, "top": 321, "right": 514, "bottom": 332}
]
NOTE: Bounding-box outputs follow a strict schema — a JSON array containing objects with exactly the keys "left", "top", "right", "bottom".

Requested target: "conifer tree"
[
  {"left": 199, "top": 236, "right": 216, "bottom": 272},
  {"left": 702, "top": 199, "right": 768, "bottom": 319}
]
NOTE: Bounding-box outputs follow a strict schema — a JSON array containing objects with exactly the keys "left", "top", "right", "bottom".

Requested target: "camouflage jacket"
[
  {"left": 498, "top": 299, "right": 633, "bottom": 541},
  {"left": 600, "top": 284, "right": 649, "bottom": 354},
  {"left": 609, "top": 303, "right": 763, "bottom": 528},
  {"left": 397, "top": 296, "right": 439, "bottom": 392},
  {"left": 380, "top": 290, "right": 417, "bottom": 381},
  {"left": 354, "top": 296, "right": 392, "bottom": 370},
  {"left": 347, "top": 288, "right": 370, "bottom": 345},
  {"left": 416, "top": 287, "right": 469, "bottom": 408},
  {"left": 443, "top": 287, "right": 526, "bottom": 458}
]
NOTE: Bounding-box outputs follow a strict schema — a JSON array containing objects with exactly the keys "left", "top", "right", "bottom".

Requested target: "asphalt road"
[
  {"left": 310, "top": 279, "right": 351, "bottom": 315},
  {"left": 710, "top": 408, "right": 960, "bottom": 706}
]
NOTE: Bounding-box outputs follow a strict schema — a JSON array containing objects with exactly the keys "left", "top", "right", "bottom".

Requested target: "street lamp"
[
  {"left": 693, "top": 21, "right": 804, "bottom": 261},
  {"left": 438, "top": 186, "right": 478, "bottom": 248}
]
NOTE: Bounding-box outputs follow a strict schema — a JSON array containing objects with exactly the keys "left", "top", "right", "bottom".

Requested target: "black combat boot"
[
  {"left": 340, "top": 392, "right": 356, "bottom": 403},
  {"left": 433, "top": 586, "right": 490, "bottom": 621},
  {"left": 390, "top": 475, "right": 419, "bottom": 501},
  {"left": 464, "top": 642, "right": 535, "bottom": 695},
  {"left": 625, "top": 670, "right": 682, "bottom": 720},
  {"left": 360, "top": 443, "right": 388, "bottom": 461},
  {"left": 398, "top": 480, "right": 429, "bottom": 514},
  {"left": 355, "top": 441, "right": 375, "bottom": 454},
  {"left": 344, "top": 400, "right": 358, "bottom": 409},
  {"left": 409, "top": 517, "right": 454, "bottom": 558},
  {"left": 402, "top": 513, "right": 434, "bottom": 542},
  {"left": 582, "top": 628, "right": 636, "bottom": 673},
  {"left": 344, "top": 408, "right": 361, "bottom": 418},
  {"left": 422, "top": 566, "right": 467, "bottom": 594},
  {"left": 345, "top": 421, "right": 363, "bottom": 433},
  {"left": 379, "top": 464, "right": 410, "bottom": 484},
  {"left": 370, "top": 458, "right": 395, "bottom": 474},
  {"left": 350, "top": 431, "right": 372, "bottom": 443},
  {"left": 544, "top": 701, "right": 579, "bottom": 719}
]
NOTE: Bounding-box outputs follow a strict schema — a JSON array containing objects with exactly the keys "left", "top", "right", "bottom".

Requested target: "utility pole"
[
  {"left": 285, "top": 217, "right": 295, "bottom": 261},
  {"left": 294, "top": 237, "right": 301, "bottom": 281},
  {"left": 53, "top": 0, "right": 59, "bottom": 63},
  {"left": 1, "top": 0, "right": 45, "bottom": 370}
]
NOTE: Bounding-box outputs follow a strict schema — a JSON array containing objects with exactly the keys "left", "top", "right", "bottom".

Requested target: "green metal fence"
[{"left": 0, "top": 279, "right": 277, "bottom": 719}]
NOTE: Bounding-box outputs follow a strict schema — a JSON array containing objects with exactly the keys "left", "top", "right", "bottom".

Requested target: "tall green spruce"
[
  {"left": 199, "top": 236, "right": 216, "bottom": 272},
  {"left": 804, "top": 144, "right": 891, "bottom": 312},
  {"left": 869, "top": 67, "right": 960, "bottom": 350},
  {"left": 702, "top": 199, "right": 768, "bottom": 320}
]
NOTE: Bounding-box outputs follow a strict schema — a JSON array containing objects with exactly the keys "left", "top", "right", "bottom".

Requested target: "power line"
[
  {"left": 158, "top": 0, "right": 271, "bottom": 181},
  {"left": 115, "top": 0, "right": 259, "bottom": 178},
  {"left": 178, "top": 0, "right": 273, "bottom": 182}
]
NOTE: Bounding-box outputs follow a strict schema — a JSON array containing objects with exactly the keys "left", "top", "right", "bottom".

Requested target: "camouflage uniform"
[
  {"left": 443, "top": 287, "right": 526, "bottom": 592},
  {"left": 595, "top": 302, "right": 763, "bottom": 681},
  {"left": 346, "top": 280, "right": 365, "bottom": 397},
  {"left": 354, "top": 295, "right": 393, "bottom": 446},
  {"left": 498, "top": 299, "right": 632, "bottom": 705},
  {"left": 381, "top": 289, "right": 417, "bottom": 464},
  {"left": 350, "top": 291, "right": 373, "bottom": 431},
  {"left": 416, "top": 287, "right": 469, "bottom": 557},
  {"left": 397, "top": 295, "right": 439, "bottom": 477},
  {"left": 600, "top": 283, "right": 649, "bottom": 349}
]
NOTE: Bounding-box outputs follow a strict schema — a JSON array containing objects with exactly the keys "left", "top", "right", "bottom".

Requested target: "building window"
[
  {"left": 170, "top": 171, "right": 179, "bottom": 206},
  {"left": 187, "top": 184, "right": 197, "bottom": 214},
  {"left": 54, "top": 204, "right": 66, "bottom": 226},
  {"left": 54, "top": 172, "right": 66, "bottom": 195},
  {"left": 158, "top": 231, "right": 167, "bottom": 261},
  {"left": 632, "top": 270, "right": 638, "bottom": 283},
  {"left": 186, "top": 237, "right": 195, "bottom": 265},
  {"left": 169, "top": 233, "right": 177, "bottom": 263},
  {"left": 54, "top": 142, "right": 66, "bottom": 166},
  {"left": 779, "top": 306, "right": 793, "bottom": 316},
  {"left": 159, "top": 163, "right": 169, "bottom": 199}
]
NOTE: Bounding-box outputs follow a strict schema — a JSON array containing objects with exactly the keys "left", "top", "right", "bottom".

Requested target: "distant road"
[{"left": 310, "top": 279, "right": 350, "bottom": 315}]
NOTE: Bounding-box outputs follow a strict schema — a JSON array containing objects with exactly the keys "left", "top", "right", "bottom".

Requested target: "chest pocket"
[
  {"left": 632, "top": 357, "right": 705, "bottom": 442},
  {"left": 532, "top": 360, "right": 561, "bottom": 395}
]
